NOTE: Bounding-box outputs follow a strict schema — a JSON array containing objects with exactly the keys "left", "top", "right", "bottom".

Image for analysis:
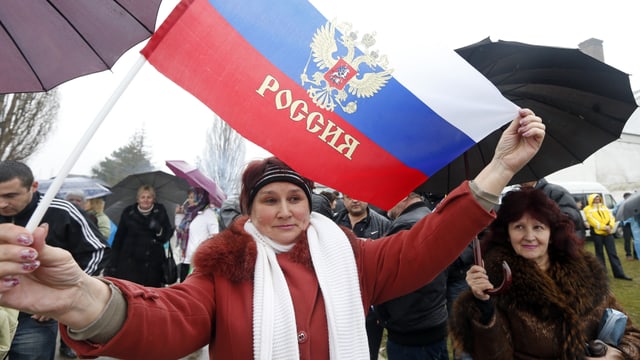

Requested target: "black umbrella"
[
  {"left": 417, "top": 38, "right": 638, "bottom": 195},
  {"left": 105, "top": 171, "right": 190, "bottom": 227},
  {"left": 0, "top": 0, "right": 162, "bottom": 93}
]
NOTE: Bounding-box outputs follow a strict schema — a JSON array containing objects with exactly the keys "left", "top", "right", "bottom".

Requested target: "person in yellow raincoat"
[{"left": 583, "top": 194, "right": 632, "bottom": 280}]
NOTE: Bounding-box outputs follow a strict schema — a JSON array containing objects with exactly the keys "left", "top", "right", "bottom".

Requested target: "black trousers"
[{"left": 592, "top": 233, "right": 626, "bottom": 277}]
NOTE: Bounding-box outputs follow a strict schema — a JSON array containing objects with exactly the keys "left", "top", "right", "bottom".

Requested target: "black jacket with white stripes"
[{"left": 0, "top": 191, "right": 110, "bottom": 276}]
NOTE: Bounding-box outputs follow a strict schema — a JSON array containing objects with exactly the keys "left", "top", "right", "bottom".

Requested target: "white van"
[{"left": 553, "top": 181, "right": 621, "bottom": 238}]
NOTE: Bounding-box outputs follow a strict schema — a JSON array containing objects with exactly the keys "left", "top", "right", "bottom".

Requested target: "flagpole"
[{"left": 26, "top": 54, "right": 148, "bottom": 232}]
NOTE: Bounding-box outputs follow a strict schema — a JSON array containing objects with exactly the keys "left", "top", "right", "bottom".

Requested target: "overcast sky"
[{"left": 27, "top": 0, "right": 639, "bottom": 180}]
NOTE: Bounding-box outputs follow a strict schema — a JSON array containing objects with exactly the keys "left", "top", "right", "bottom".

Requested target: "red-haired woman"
[{"left": 451, "top": 188, "right": 640, "bottom": 359}]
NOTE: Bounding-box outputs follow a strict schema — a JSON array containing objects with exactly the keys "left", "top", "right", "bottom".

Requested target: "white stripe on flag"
[{"left": 309, "top": 0, "right": 519, "bottom": 141}]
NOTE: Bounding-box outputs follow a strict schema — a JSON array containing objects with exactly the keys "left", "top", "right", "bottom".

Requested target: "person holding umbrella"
[
  {"left": 450, "top": 187, "right": 640, "bottom": 359},
  {"left": 105, "top": 184, "right": 174, "bottom": 287},
  {"left": 175, "top": 187, "right": 220, "bottom": 282},
  {"left": 0, "top": 110, "right": 543, "bottom": 359}
]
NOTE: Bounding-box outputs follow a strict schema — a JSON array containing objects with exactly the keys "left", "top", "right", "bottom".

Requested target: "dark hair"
[
  {"left": 0, "top": 160, "right": 34, "bottom": 189},
  {"left": 483, "top": 187, "right": 583, "bottom": 260},
  {"left": 319, "top": 191, "right": 336, "bottom": 203},
  {"left": 240, "top": 157, "right": 314, "bottom": 214}
]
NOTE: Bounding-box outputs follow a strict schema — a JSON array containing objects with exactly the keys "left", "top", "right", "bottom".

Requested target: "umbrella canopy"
[
  {"left": 37, "top": 176, "right": 111, "bottom": 200},
  {"left": 417, "top": 38, "right": 638, "bottom": 195},
  {"left": 0, "top": 0, "right": 162, "bottom": 93},
  {"left": 105, "top": 171, "right": 190, "bottom": 226},
  {"left": 165, "top": 160, "right": 227, "bottom": 208},
  {"left": 616, "top": 192, "right": 640, "bottom": 221}
]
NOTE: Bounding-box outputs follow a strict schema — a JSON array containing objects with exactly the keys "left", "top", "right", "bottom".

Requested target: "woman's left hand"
[
  {"left": 585, "top": 345, "right": 624, "bottom": 359},
  {"left": 466, "top": 265, "right": 493, "bottom": 301},
  {"left": 0, "top": 223, "right": 113, "bottom": 330}
]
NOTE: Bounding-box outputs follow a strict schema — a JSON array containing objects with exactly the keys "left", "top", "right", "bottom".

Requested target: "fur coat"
[{"left": 450, "top": 244, "right": 640, "bottom": 360}]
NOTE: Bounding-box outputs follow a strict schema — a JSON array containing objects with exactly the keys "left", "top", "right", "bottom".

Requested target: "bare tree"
[
  {"left": 0, "top": 91, "right": 60, "bottom": 161},
  {"left": 197, "top": 114, "right": 246, "bottom": 196}
]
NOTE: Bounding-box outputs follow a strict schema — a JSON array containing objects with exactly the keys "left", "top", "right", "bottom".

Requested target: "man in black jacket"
[
  {"left": 0, "top": 160, "right": 110, "bottom": 360},
  {"left": 375, "top": 192, "right": 450, "bottom": 360},
  {"left": 334, "top": 194, "right": 390, "bottom": 360}
]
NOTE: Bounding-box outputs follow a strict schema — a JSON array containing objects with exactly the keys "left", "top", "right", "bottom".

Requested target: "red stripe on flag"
[{"left": 141, "top": 0, "right": 427, "bottom": 209}]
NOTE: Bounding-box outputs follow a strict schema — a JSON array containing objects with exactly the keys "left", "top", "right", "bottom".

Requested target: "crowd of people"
[{"left": 0, "top": 108, "right": 639, "bottom": 360}]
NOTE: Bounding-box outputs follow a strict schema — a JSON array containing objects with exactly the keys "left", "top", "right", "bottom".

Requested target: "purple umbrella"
[
  {"left": 165, "top": 160, "right": 227, "bottom": 208},
  {"left": 0, "top": 0, "right": 162, "bottom": 93},
  {"left": 0, "top": 1, "right": 164, "bottom": 230}
]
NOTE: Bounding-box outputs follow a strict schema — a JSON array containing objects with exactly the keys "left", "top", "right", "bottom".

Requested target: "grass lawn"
[
  {"left": 377, "top": 237, "right": 640, "bottom": 359},
  {"left": 585, "top": 237, "right": 640, "bottom": 323}
]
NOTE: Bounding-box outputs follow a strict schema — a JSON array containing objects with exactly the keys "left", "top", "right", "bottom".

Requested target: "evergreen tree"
[{"left": 91, "top": 130, "right": 155, "bottom": 186}]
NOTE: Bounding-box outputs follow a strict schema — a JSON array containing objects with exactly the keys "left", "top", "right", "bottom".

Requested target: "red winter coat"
[{"left": 64, "top": 182, "right": 494, "bottom": 360}]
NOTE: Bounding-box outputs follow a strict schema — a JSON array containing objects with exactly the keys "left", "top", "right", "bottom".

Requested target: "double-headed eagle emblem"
[{"left": 301, "top": 20, "right": 393, "bottom": 114}]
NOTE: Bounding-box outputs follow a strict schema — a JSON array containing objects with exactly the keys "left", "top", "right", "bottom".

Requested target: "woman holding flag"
[{"left": 0, "top": 109, "right": 544, "bottom": 359}]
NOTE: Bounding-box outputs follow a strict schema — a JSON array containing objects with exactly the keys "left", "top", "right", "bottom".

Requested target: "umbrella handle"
[{"left": 472, "top": 237, "right": 512, "bottom": 295}]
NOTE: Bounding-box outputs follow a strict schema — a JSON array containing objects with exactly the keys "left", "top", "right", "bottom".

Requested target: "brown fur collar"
[
  {"left": 451, "top": 245, "right": 611, "bottom": 359},
  {"left": 485, "top": 244, "right": 609, "bottom": 357},
  {"left": 484, "top": 244, "right": 608, "bottom": 320},
  {"left": 192, "top": 216, "right": 360, "bottom": 282}
]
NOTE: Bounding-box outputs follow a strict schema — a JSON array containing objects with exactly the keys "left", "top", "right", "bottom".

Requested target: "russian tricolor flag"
[{"left": 141, "top": 0, "right": 518, "bottom": 210}]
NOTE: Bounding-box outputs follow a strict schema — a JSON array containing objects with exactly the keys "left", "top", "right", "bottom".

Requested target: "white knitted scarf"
[{"left": 246, "top": 213, "right": 369, "bottom": 359}]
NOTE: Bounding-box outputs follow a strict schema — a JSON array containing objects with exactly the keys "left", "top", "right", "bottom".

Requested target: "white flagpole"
[{"left": 26, "top": 54, "right": 148, "bottom": 232}]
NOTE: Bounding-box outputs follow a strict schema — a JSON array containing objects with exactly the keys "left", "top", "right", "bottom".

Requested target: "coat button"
[{"left": 297, "top": 331, "right": 308, "bottom": 343}]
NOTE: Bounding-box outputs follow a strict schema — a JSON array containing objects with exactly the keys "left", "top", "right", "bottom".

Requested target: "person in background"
[
  {"left": 451, "top": 187, "right": 640, "bottom": 359},
  {"left": 219, "top": 194, "right": 241, "bottom": 230},
  {"left": 613, "top": 192, "right": 637, "bottom": 261},
  {"left": 84, "top": 197, "right": 112, "bottom": 240},
  {"left": 375, "top": 192, "right": 449, "bottom": 360},
  {"left": 175, "top": 189, "right": 196, "bottom": 281},
  {"left": 319, "top": 190, "right": 337, "bottom": 213},
  {"left": 521, "top": 178, "right": 586, "bottom": 240},
  {"left": 175, "top": 187, "right": 220, "bottom": 282},
  {"left": 446, "top": 239, "right": 475, "bottom": 360},
  {"left": 0, "top": 110, "right": 545, "bottom": 359},
  {"left": 334, "top": 194, "right": 391, "bottom": 360},
  {"left": 333, "top": 190, "right": 345, "bottom": 215},
  {"left": 0, "top": 305, "right": 18, "bottom": 359},
  {"left": 105, "top": 184, "right": 173, "bottom": 287},
  {"left": 583, "top": 194, "right": 632, "bottom": 280},
  {"left": 175, "top": 187, "right": 219, "bottom": 359},
  {"left": 0, "top": 161, "right": 109, "bottom": 360},
  {"left": 624, "top": 214, "right": 640, "bottom": 265},
  {"left": 311, "top": 191, "right": 334, "bottom": 219},
  {"left": 64, "top": 189, "right": 86, "bottom": 208},
  {"left": 61, "top": 191, "right": 107, "bottom": 359},
  {"left": 65, "top": 190, "right": 98, "bottom": 225}
]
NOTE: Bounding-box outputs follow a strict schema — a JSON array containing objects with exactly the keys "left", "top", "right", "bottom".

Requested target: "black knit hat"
[{"left": 248, "top": 166, "right": 313, "bottom": 210}]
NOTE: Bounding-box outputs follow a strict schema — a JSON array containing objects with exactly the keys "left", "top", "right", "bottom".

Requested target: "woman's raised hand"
[{"left": 474, "top": 108, "right": 545, "bottom": 196}]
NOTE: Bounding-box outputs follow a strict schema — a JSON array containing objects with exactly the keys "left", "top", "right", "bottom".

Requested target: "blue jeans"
[
  {"left": 386, "top": 338, "right": 449, "bottom": 360},
  {"left": 8, "top": 315, "right": 57, "bottom": 360}
]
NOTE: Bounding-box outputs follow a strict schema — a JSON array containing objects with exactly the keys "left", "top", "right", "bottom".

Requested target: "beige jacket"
[{"left": 0, "top": 306, "right": 18, "bottom": 359}]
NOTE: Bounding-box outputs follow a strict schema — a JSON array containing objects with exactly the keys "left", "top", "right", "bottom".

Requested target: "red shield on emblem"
[{"left": 323, "top": 58, "right": 357, "bottom": 90}]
